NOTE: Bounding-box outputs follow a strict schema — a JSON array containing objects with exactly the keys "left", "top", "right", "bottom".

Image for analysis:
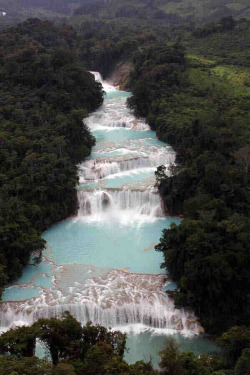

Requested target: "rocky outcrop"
[{"left": 108, "top": 61, "right": 133, "bottom": 90}]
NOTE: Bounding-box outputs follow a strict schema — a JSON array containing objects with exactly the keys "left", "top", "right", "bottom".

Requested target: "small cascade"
[
  {"left": 85, "top": 109, "right": 149, "bottom": 130},
  {"left": 79, "top": 152, "right": 175, "bottom": 181},
  {"left": 77, "top": 189, "right": 164, "bottom": 217},
  {"left": 79, "top": 161, "right": 120, "bottom": 180},
  {"left": 85, "top": 77, "right": 149, "bottom": 131},
  {"left": 0, "top": 269, "right": 201, "bottom": 335}
]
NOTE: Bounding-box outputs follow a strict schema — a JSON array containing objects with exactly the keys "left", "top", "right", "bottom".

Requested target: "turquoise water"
[
  {"left": 1, "top": 261, "right": 53, "bottom": 298},
  {"left": 125, "top": 332, "right": 220, "bottom": 368},
  {"left": 9, "top": 262, "right": 53, "bottom": 285},
  {"left": 99, "top": 169, "right": 156, "bottom": 188},
  {"left": 34, "top": 330, "right": 219, "bottom": 368},
  {"left": 92, "top": 128, "right": 156, "bottom": 143},
  {"left": 105, "top": 90, "right": 131, "bottom": 99},
  {"left": 42, "top": 217, "right": 180, "bottom": 274},
  {"left": 86, "top": 149, "right": 139, "bottom": 159},
  {"left": 79, "top": 166, "right": 157, "bottom": 190},
  {"left": 163, "top": 282, "right": 178, "bottom": 291},
  {"left": 2, "top": 288, "right": 42, "bottom": 301},
  {"left": 144, "top": 138, "right": 167, "bottom": 147},
  {"left": 0, "top": 77, "right": 219, "bottom": 366},
  {"left": 77, "top": 182, "right": 99, "bottom": 190},
  {"left": 93, "top": 137, "right": 168, "bottom": 151}
]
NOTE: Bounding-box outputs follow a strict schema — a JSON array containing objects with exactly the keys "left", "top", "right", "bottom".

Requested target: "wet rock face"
[
  {"left": 85, "top": 200, "right": 91, "bottom": 215},
  {"left": 101, "top": 192, "right": 110, "bottom": 209},
  {"left": 186, "top": 319, "right": 204, "bottom": 334},
  {"left": 109, "top": 61, "right": 134, "bottom": 90}
]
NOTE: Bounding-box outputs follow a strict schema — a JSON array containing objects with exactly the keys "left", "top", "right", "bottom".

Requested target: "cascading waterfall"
[
  {"left": 0, "top": 71, "right": 202, "bottom": 339},
  {"left": 77, "top": 189, "right": 164, "bottom": 217},
  {"left": 0, "top": 269, "right": 200, "bottom": 335},
  {"left": 79, "top": 152, "right": 175, "bottom": 181},
  {"left": 84, "top": 96, "right": 148, "bottom": 131},
  {"left": 74, "top": 73, "right": 201, "bottom": 334}
]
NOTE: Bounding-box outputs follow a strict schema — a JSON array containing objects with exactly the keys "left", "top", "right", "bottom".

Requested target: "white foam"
[
  {"left": 79, "top": 152, "right": 175, "bottom": 181},
  {"left": 0, "top": 269, "right": 200, "bottom": 336},
  {"left": 77, "top": 189, "right": 164, "bottom": 219}
]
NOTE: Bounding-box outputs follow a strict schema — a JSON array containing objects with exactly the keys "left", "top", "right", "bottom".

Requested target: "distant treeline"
[
  {"left": 0, "top": 19, "right": 103, "bottom": 296},
  {"left": 1, "top": 0, "right": 250, "bottom": 32}
]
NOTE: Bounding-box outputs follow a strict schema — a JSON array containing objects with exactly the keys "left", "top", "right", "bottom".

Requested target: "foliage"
[
  {"left": 0, "top": 314, "right": 155, "bottom": 374},
  {"left": 234, "top": 348, "right": 250, "bottom": 375},
  {"left": 0, "top": 315, "right": 249, "bottom": 374},
  {"left": 32, "top": 312, "right": 83, "bottom": 365},
  {"left": 0, "top": 326, "right": 36, "bottom": 357},
  {"left": 0, "top": 7, "right": 249, "bottom": 375},
  {"left": 216, "top": 326, "right": 250, "bottom": 365},
  {"left": 1, "top": 0, "right": 250, "bottom": 31},
  {"left": 159, "top": 337, "right": 225, "bottom": 375},
  {"left": 128, "top": 21, "right": 250, "bottom": 333},
  {"left": 0, "top": 19, "right": 103, "bottom": 296},
  {"left": 0, "top": 356, "right": 53, "bottom": 375}
]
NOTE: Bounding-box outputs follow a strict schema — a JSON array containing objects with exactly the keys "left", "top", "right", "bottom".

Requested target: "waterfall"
[
  {"left": 85, "top": 109, "right": 149, "bottom": 130},
  {"left": 79, "top": 161, "right": 120, "bottom": 180},
  {"left": 85, "top": 75, "right": 150, "bottom": 130},
  {"left": 0, "top": 269, "right": 201, "bottom": 335},
  {"left": 79, "top": 152, "right": 175, "bottom": 181},
  {"left": 77, "top": 189, "right": 164, "bottom": 217},
  {"left": 0, "top": 301, "right": 199, "bottom": 334}
]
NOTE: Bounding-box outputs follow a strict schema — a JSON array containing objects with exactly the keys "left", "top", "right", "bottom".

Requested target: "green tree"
[
  {"left": 216, "top": 326, "right": 250, "bottom": 365},
  {"left": 234, "top": 348, "right": 250, "bottom": 375},
  {"left": 159, "top": 338, "right": 185, "bottom": 375},
  {"left": 53, "top": 362, "right": 76, "bottom": 375},
  {"left": 33, "top": 312, "right": 82, "bottom": 365},
  {"left": 0, "top": 326, "right": 37, "bottom": 357},
  {"left": 0, "top": 356, "right": 52, "bottom": 375}
]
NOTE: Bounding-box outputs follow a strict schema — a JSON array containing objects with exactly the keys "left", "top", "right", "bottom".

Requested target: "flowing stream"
[{"left": 0, "top": 73, "right": 218, "bottom": 365}]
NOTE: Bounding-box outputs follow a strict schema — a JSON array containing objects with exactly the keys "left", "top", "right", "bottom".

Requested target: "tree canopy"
[
  {"left": 127, "top": 21, "right": 250, "bottom": 333},
  {"left": 0, "top": 19, "right": 103, "bottom": 296}
]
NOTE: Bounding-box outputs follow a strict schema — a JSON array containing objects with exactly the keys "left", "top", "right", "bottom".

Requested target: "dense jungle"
[{"left": 0, "top": 0, "right": 249, "bottom": 373}]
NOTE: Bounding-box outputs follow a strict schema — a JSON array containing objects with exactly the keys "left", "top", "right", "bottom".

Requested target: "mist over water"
[{"left": 0, "top": 72, "right": 218, "bottom": 365}]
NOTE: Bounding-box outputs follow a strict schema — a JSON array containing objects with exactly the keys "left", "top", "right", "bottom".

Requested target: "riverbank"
[{"left": 127, "top": 36, "right": 250, "bottom": 334}]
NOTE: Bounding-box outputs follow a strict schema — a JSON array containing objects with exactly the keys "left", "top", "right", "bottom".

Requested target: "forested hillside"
[
  {"left": 127, "top": 18, "right": 250, "bottom": 334},
  {"left": 0, "top": 4, "right": 250, "bottom": 373},
  {"left": 0, "top": 19, "right": 103, "bottom": 296},
  {"left": 0, "top": 0, "right": 250, "bottom": 30},
  {"left": 0, "top": 11, "right": 249, "bottom": 337}
]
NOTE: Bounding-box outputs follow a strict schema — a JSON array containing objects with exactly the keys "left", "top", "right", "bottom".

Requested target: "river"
[{"left": 0, "top": 73, "right": 218, "bottom": 366}]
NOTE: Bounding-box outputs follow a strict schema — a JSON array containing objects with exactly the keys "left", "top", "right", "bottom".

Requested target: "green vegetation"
[
  {"left": 0, "top": 4, "right": 250, "bottom": 374},
  {"left": 127, "top": 18, "right": 250, "bottom": 334},
  {"left": 156, "top": 0, "right": 250, "bottom": 23},
  {"left": 0, "top": 19, "right": 103, "bottom": 296},
  {"left": 1, "top": 0, "right": 250, "bottom": 31},
  {"left": 0, "top": 313, "right": 250, "bottom": 374},
  {"left": 0, "top": 312, "right": 156, "bottom": 374}
]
